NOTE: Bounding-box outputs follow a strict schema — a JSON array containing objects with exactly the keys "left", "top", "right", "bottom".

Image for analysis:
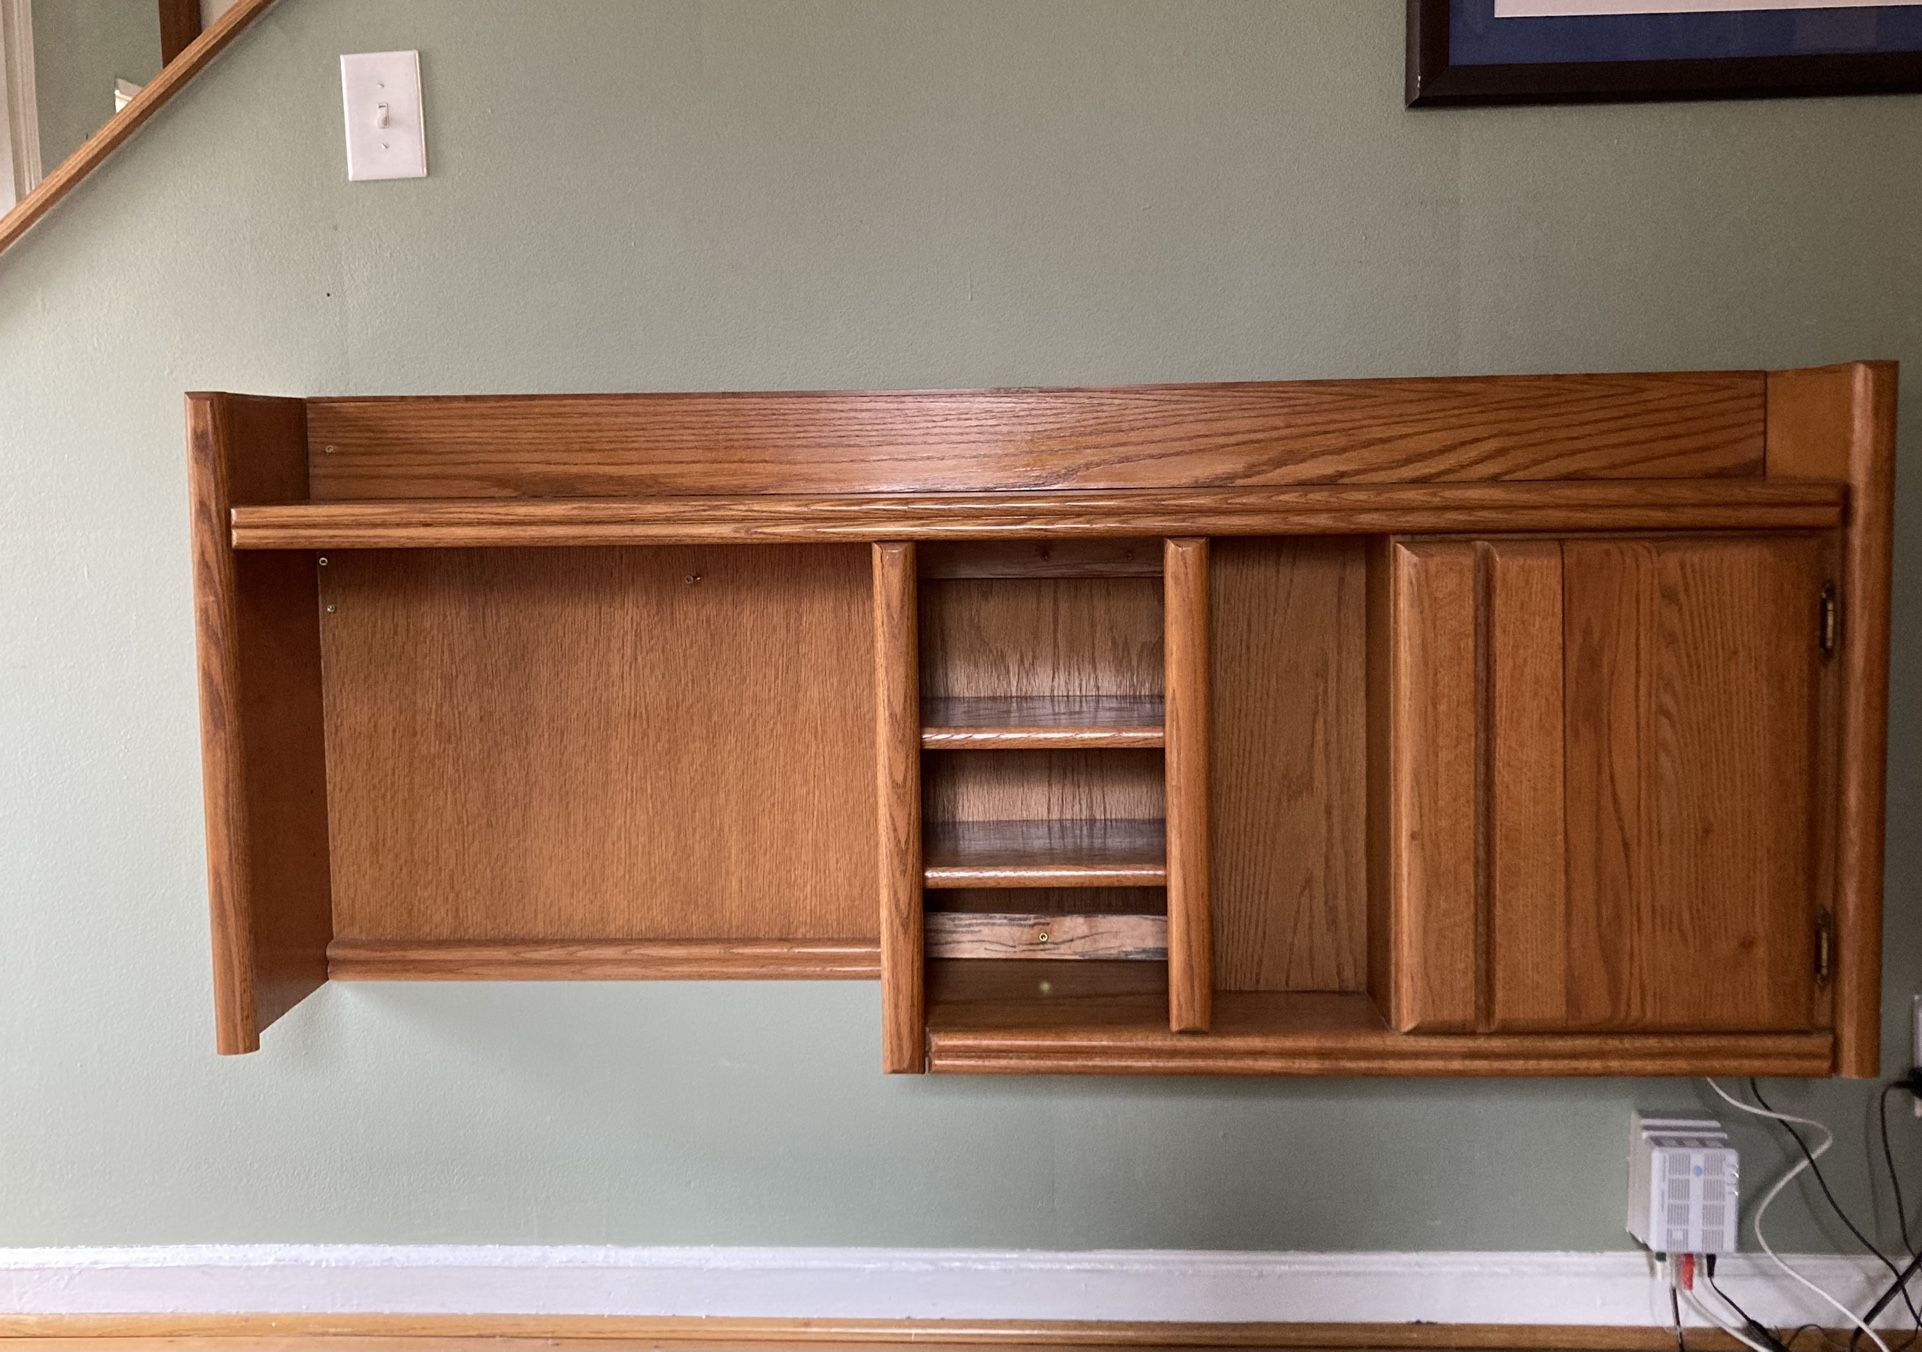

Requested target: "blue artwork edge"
[{"left": 1448, "top": 0, "right": 1922, "bottom": 65}]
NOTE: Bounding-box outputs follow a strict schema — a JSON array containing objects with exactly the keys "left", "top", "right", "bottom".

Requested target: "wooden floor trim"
[{"left": 0, "top": 1314, "right": 1854, "bottom": 1349}]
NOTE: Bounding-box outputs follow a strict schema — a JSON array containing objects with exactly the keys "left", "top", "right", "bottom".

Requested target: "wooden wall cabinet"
[
  {"left": 187, "top": 363, "right": 1894, "bottom": 1077},
  {"left": 1374, "top": 534, "right": 1836, "bottom": 1037}
]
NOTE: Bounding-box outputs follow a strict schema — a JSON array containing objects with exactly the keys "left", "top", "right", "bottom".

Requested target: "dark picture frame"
[{"left": 1408, "top": 0, "right": 1922, "bottom": 106}]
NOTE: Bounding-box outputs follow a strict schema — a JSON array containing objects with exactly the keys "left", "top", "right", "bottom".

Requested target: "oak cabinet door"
[{"left": 1486, "top": 535, "right": 1834, "bottom": 1033}]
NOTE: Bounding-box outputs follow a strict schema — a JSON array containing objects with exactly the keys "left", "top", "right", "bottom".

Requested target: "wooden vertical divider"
[
  {"left": 1766, "top": 361, "right": 1895, "bottom": 1077},
  {"left": 1366, "top": 540, "right": 1480, "bottom": 1032},
  {"left": 186, "top": 392, "right": 333, "bottom": 1054},
  {"left": 1164, "top": 538, "right": 1213, "bottom": 1032},
  {"left": 873, "top": 542, "right": 925, "bottom": 1072}
]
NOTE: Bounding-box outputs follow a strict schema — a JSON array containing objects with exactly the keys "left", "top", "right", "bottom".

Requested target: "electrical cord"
[
  {"left": 1853, "top": 1250, "right": 1922, "bottom": 1352},
  {"left": 1705, "top": 1079, "right": 1894, "bottom": 1352},
  {"left": 1689, "top": 1274, "right": 1784, "bottom": 1352},
  {"left": 1880, "top": 1082, "right": 1916, "bottom": 1260},
  {"left": 1705, "top": 1256, "right": 1796, "bottom": 1352},
  {"left": 1740, "top": 1079, "right": 1922, "bottom": 1349}
]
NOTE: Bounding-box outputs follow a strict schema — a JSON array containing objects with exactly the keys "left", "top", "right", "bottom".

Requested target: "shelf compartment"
[
  {"left": 923, "top": 819, "right": 1167, "bottom": 889},
  {"left": 923, "top": 962, "right": 1837, "bottom": 1077},
  {"left": 921, "top": 695, "right": 1164, "bottom": 749},
  {"left": 918, "top": 539, "right": 1163, "bottom": 580},
  {"left": 926, "top": 912, "right": 1166, "bottom": 961}
]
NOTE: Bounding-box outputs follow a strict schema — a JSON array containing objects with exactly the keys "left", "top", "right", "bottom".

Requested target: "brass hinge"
[
  {"left": 1815, "top": 910, "right": 1835, "bottom": 986},
  {"left": 1820, "top": 583, "right": 1839, "bottom": 660}
]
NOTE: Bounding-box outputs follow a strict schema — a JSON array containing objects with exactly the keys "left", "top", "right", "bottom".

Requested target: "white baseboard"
[{"left": 0, "top": 1245, "right": 1909, "bottom": 1329}]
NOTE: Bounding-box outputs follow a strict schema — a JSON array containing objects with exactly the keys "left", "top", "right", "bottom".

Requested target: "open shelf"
[
  {"left": 923, "top": 962, "right": 1837, "bottom": 1077},
  {"left": 921, "top": 695, "right": 1165, "bottom": 749},
  {"left": 922, "top": 819, "right": 1167, "bottom": 889}
]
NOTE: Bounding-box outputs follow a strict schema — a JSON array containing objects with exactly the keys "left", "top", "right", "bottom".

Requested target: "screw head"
[
  {"left": 317, "top": 556, "right": 329, "bottom": 566},
  {"left": 325, "top": 603, "right": 337, "bottom": 614}
]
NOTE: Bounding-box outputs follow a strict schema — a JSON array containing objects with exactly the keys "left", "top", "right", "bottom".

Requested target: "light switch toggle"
[{"left": 341, "top": 50, "right": 425, "bottom": 182}]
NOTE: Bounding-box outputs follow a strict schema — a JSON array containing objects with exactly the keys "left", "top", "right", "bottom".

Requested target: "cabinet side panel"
[
  {"left": 1383, "top": 541, "right": 1480, "bottom": 1032},
  {"left": 1766, "top": 362, "right": 1894, "bottom": 1075},
  {"left": 1212, "top": 537, "right": 1368, "bottom": 993},
  {"left": 1562, "top": 537, "right": 1824, "bottom": 1031},
  {"left": 1483, "top": 542, "right": 1568, "bottom": 1031},
  {"left": 322, "top": 546, "right": 876, "bottom": 948},
  {"left": 186, "top": 393, "right": 332, "bottom": 1054}
]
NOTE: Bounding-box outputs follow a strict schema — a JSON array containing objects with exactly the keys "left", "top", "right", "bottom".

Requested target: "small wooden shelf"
[
  {"left": 920, "top": 695, "right": 1165, "bottom": 749},
  {"left": 923, "top": 962, "right": 1837, "bottom": 1077},
  {"left": 328, "top": 938, "right": 880, "bottom": 980},
  {"left": 922, "top": 819, "right": 1167, "bottom": 889},
  {"left": 926, "top": 911, "right": 1166, "bottom": 961}
]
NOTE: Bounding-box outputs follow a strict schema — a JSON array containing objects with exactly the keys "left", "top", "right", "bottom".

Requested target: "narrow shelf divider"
[
  {"left": 873, "top": 541, "right": 924, "bottom": 1074},
  {"left": 1164, "top": 537, "right": 1213, "bottom": 1033},
  {"left": 920, "top": 695, "right": 1165, "bottom": 749},
  {"left": 923, "top": 819, "right": 1168, "bottom": 888}
]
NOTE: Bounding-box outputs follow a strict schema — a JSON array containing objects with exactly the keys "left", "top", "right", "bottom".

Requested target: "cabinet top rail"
[
  {"left": 191, "top": 370, "right": 1795, "bottom": 501},
  {"left": 227, "top": 480, "right": 1845, "bottom": 550}
]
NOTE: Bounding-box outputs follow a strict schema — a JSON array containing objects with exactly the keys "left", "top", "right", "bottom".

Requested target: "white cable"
[{"left": 1706, "top": 1078, "right": 1893, "bottom": 1352}]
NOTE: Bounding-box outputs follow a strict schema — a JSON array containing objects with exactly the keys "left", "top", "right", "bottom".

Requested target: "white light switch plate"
[{"left": 341, "top": 50, "right": 425, "bottom": 182}]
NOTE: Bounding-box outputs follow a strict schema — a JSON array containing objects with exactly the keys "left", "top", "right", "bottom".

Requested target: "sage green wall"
[
  {"left": 0, "top": 0, "right": 1915, "bottom": 1252},
  {"left": 31, "top": 0, "right": 164, "bottom": 170}
]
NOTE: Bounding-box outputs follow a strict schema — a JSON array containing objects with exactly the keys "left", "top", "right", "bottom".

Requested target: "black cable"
[
  {"left": 1672, "top": 1272, "right": 1688, "bottom": 1352},
  {"left": 1745, "top": 1078, "right": 1922, "bottom": 1340},
  {"left": 1855, "top": 1249, "right": 1922, "bottom": 1352},
  {"left": 1881, "top": 1083, "right": 1915, "bottom": 1259},
  {"left": 1708, "top": 1256, "right": 1795, "bottom": 1352}
]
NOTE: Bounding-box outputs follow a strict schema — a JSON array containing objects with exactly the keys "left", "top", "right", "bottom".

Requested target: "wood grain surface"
[
  {"left": 0, "top": 1311, "right": 1855, "bottom": 1350},
  {"left": 921, "top": 696, "right": 1165, "bottom": 749},
  {"left": 1210, "top": 538, "right": 1367, "bottom": 994},
  {"left": 922, "top": 750, "right": 1164, "bottom": 827},
  {"left": 927, "top": 912, "right": 1168, "bottom": 961},
  {"left": 1766, "top": 361, "right": 1894, "bottom": 1075},
  {"left": 925, "top": 963, "right": 1833, "bottom": 1077},
  {"left": 302, "top": 373, "right": 1766, "bottom": 500},
  {"left": 328, "top": 938, "right": 879, "bottom": 979},
  {"left": 873, "top": 542, "right": 925, "bottom": 1073},
  {"left": 923, "top": 820, "right": 1168, "bottom": 889},
  {"left": 919, "top": 577, "right": 1163, "bottom": 700},
  {"left": 228, "top": 480, "right": 1845, "bottom": 550},
  {"left": 918, "top": 539, "right": 1163, "bottom": 579},
  {"left": 1368, "top": 541, "right": 1480, "bottom": 1032},
  {"left": 1163, "top": 538, "right": 1213, "bottom": 1033},
  {"left": 319, "top": 546, "right": 875, "bottom": 947},
  {"left": 1552, "top": 536, "right": 1828, "bottom": 1031},
  {"left": 186, "top": 393, "right": 332, "bottom": 1054},
  {"left": 1482, "top": 542, "right": 1569, "bottom": 1032}
]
